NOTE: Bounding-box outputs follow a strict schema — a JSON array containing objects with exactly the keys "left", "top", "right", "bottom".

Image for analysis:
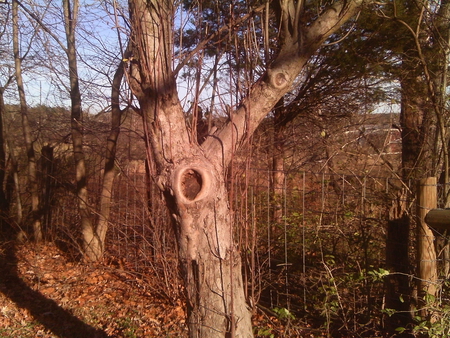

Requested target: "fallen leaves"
[
  {"left": 0, "top": 242, "right": 306, "bottom": 338},
  {"left": 0, "top": 243, "right": 188, "bottom": 338}
]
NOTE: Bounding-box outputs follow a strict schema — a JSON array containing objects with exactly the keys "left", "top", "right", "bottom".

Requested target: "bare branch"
[
  {"left": 15, "top": 0, "right": 68, "bottom": 54},
  {"left": 174, "top": 3, "right": 265, "bottom": 76}
]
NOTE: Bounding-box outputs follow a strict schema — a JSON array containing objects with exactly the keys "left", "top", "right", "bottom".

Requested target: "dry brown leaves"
[
  {"left": 0, "top": 243, "right": 188, "bottom": 338},
  {"left": 0, "top": 243, "right": 311, "bottom": 338}
]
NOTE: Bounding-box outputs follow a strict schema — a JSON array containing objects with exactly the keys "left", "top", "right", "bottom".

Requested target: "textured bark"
[
  {"left": 169, "top": 160, "right": 252, "bottom": 337},
  {"left": 0, "top": 89, "right": 7, "bottom": 215},
  {"left": 400, "top": 69, "right": 434, "bottom": 181},
  {"left": 433, "top": 0, "right": 450, "bottom": 205},
  {"left": 271, "top": 103, "right": 286, "bottom": 225},
  {"left": 94, "top": 62, "right": 125, "bottom": 259},
  {"left": 7, "top": 140, "right": 22, "bottom": 224},
  {"left": 13, "top": 0, "right": 42, "bottom": 242},
  {"left": 127, "top": 1, "right": 362, "bottom": 337},
  {"left": 63, "top": 0, "right": 95, "bottom": 259}
]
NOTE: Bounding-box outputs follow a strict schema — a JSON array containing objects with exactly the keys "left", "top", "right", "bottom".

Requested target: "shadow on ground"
[{"left": 0, "top": 240, "right": 108, "bottom": 338}]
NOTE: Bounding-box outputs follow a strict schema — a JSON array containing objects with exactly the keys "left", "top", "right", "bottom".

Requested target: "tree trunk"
[
  {"left": 6, "top": 138, "right": 23, "bottom": 225},
  {"left": 135, "top": 91, "right": 254, "bottom": 337},
  {"left": 13, "top": 0, "right": 42, "bottom": 242},
  {"left": 127, "top": 1, "right": 362, "bottom": 336},
  {"left": 271, "top": 101, "right": 286, "bottom": 226},
  {"left": 167, "top": 159, "right": 253, "bottom": 337},
  {"left": 0, "top": 89, "right": 8, "bottom": 216},
  {"left": 94, "top": 61, "right": 125, "bottom": 259},
  {"left": 400, "top": 73, "right": 433, "bottom": 181},
  {"left": 397, "top": 3, "right": 436, "bottom": 182},
  {"left": 63, "top": 0, "right": 96, "bottom": 259},
  {"left": 384, "top": 5, "right": 439, "bottom": 335},
  {"left": 433, "top": 0, "right": 450, "bottom": 281},
  {"left": 40, "top": 145, "right": 55, "bottom": 236}
]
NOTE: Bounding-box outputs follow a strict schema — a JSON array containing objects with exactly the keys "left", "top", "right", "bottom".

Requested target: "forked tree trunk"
[{"left": 127, "top": 1, "right": 362, "bottom": 337}]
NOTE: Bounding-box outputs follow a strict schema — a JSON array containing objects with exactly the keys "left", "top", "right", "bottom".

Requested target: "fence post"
[{"left": 417, "top": 177, "right": 438, "bottom": 314}]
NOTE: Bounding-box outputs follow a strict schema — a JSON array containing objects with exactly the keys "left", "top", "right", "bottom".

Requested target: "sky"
[
  {"left": 1, "top": 0, "right": 401, "bottom": 118},
  {"left": 2, "top": 0, "right": 127, "bottom": 113}
]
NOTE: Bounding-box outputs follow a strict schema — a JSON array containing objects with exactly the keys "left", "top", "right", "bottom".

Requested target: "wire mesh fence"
[
  {"left": 45, "top": 162, "right": 450, "bottom": 335},
  {"left": 232, "top": 169, "right": 403, "bottom": 330}
]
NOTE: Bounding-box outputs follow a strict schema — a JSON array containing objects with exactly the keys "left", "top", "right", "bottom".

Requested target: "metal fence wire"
[{"left": 50, "top": 165, "right": 450, "bottom": 333}]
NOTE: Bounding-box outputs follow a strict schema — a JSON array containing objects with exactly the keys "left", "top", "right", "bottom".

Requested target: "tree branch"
[
  {"left": 15, "top": 0, "right": 68, "bottom": 54},
  {"left": 174, "top": 4, "right": 265, "bottom": 76},
  {"left": 203, "top": 0, "right": 364, "bottom": 168}
]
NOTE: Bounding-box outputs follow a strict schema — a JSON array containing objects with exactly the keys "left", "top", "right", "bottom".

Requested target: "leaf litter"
[
  {"left": 0, "top": 243, "right": 188, "bottom": 338},
  {"left": 0, "top": 242, "right": 313, "bottom": 338}
]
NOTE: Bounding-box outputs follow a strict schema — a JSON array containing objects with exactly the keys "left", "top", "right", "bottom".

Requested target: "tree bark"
[
  {"left": 0, "top": 89, "right": 8, "bottom": 216},
  {"left": 62, "top": 0, "right": 96, "bottom": 259},
  {"left": 271, "top": 101, "right": 286, "bottom": 226},
  {"left": 94, "top": 61, "right": 125, "bottom": 259},
  {"left": 432, "top": 0, "right": 450, "bottom": 280},
  {"left": 40, "top": 145, "right": 55, "bottom": 235},
  {"left": 170, "top": 161, "right": 252, "bottom": 337},
  {"left": 13, "top": 0, "right": 42, "bottom": 242}
]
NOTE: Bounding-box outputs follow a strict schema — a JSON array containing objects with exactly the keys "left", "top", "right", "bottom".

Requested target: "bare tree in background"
[
  {"left": 61, "top": 0, "right": 99, "bottom": 259},
  {"left": 15, "top": 0, "right": 126, "bottom": 259},
  {"left": 0, "top": 85, "right": 11, "bottom": 222},
  {"left": 12, "top": 0, "right": 42, "bottom": 242},
  {"left": 96, "top": 59, "right": 126, "bottom": 260},
  {"left": 0, "top": 7, "right": 12, "bottom": 220}
]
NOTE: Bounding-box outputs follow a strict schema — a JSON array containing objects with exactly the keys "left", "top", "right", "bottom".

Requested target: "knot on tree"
[
  {"left": 181, "top": 169, "right": 202, "bottom": 200},
  {"left": 175, "top": 166, "right": 211, "bottom": 203},
  {"left": 268, "top": 68, "right": 289, "bottom": 89}
]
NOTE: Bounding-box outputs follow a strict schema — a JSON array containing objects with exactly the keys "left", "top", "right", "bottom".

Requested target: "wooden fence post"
[{"left": 417, "top": 177, "right": 438, "bottom": 311}]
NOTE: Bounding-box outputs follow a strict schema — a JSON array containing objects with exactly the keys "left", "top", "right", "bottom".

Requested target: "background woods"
[{"left": 1, "top": 0, "right": 450, "bottom": 337}]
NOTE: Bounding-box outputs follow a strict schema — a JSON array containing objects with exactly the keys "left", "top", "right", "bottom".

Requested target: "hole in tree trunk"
[{"left": 181, "top": 169, "right": 203, "bottom": 201}]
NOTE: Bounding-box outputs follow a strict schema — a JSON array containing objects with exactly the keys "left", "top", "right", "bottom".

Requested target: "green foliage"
[
  {"left": 344, "top": 210, "right": 354, "bottom": 219},
  {"left": 393, "top": 293, "right": 450, "bottom": 338},
  {"left": 116, "top": 317, "right": 139, "bottom": 338},
  {"left": 382, "top": 308, "right": 397, "bottom": 317},
  {"left": 273, "top": 307, "right": 295, "bottom": 321},
  {"left": 367, "top": 268, "right": 390, "bottom": 282},
  {"left": 256, "top": 327, "right": 275, "bottom": 338}
]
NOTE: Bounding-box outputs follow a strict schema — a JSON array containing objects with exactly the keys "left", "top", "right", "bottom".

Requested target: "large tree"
[{"left": 126, "top": 0, "right": 363, "bottom": 337}]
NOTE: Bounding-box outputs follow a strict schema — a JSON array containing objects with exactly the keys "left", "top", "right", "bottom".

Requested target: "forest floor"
[
  {"left": 0, "top": 241, "right": 302, "bottom": 338},
  {"left": 0, "top": 241, "right": 188, "bottom": 338}
]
